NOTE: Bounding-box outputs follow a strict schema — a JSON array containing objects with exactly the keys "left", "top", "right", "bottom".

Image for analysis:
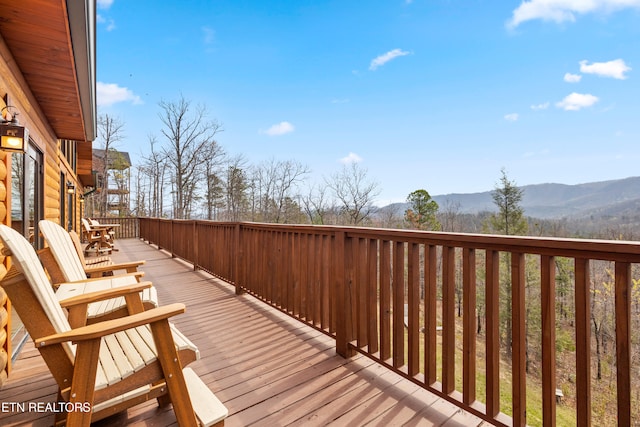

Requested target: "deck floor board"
[{"left": 0, "top": 238, "right": 483, "bottom": 426}]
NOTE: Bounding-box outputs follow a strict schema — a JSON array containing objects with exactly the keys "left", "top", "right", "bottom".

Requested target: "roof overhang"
[{"left": 0, "top": 0, "right": 97, "bottom": 142}]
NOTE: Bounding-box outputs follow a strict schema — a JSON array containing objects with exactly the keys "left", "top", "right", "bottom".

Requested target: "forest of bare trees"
[{"left": 128, "top": 96, "right": 384, "bottom": 226}]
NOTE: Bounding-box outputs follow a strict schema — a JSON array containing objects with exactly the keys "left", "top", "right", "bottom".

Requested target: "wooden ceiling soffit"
[{"left": 0, "top": 0, "right": 96, "bottom": 142}]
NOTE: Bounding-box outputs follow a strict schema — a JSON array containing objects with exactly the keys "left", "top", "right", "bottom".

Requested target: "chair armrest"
[
  {"left": 64, "top": 271, "right": 145, "bottom": 284},
  {"left": 84, "top": 260, "right": 146, "bottom": 275},
  {"left": 58, "top": 281, "right": 153, "bottom": 308},
  {"left": 35, "top": 303, "right": 186, "bottom": 346}
]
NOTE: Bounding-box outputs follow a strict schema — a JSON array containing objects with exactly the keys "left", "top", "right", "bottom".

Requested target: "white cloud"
[
  {"left": 564, "top": 73, "right": 582, "bottom": 83},
  {"left": 97, "top": 82, "right": 142, "bottom": 107},
  {"left": 504, "top": 113, "right": 519, "bottom": 121},
  {"left": 531, "top": 102, "right": 550, "bottom": 110},
  {"left": 202, "top": 26, "right": 215, "bottom": 45},
  {"left": 97, "top": 1, "right": 115, "bottom": 30},
  {"left": 579, "top": 59, "right": 631, "bottom": 79},
  {"left": 262, "top": 121, "right": 295, "bottom": 136},
  {"left": 97, "top": 0, "right": 114, "bottom": 9},
  {"left": 331, "top": 98, "right": 350, "bottom": 104},
  {"left": 507, "top": 0, "right": 640, "bottom": 28},
  {"left": 369, "top": 49, "right": 410, "bottom": 71},
  {"left": 339, "top": 152, "right": 363, "bottom": 164},
  {"left": 97, "top": 14, "right": 115, "bottom": 31},
  {"left": 556, "top": 92, "right": 599, "bottom": 111}
]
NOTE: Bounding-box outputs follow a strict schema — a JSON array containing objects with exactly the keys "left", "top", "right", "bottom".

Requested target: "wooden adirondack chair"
[
  {"left": 70, "top": 230, "right": 111, "bottom": 267},
  {"left": 81, "top": 218, "right": 111, "bottom": 255},
  {"left": 35, "top": 220, "right": 157, "bottom": 325},
  {"left": 0, "top": 225, "right": 227, "bottom": 426},
  {"left": 39, "top": 220, "right": 145, "bottom": 280}
]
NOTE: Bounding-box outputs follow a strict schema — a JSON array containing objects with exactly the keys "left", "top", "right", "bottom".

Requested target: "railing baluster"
[
  {"left": 442, "top": 246, "right": 456, "bottom": 394},
  {"left": 300, "top": 232, "right": 309, "bottom": 318},
  {"left": 408, "top": 242, "right": 420, "bottom": 376},
  {"left": 278, "top": 231, "right": 286, "bottom": 307},
  {"left": 313, "top": 234, "right": 321, "bottom": 326},
  {"left": 463, "top": 248, "right": 476, "bottom": 405},
  {"left": 574, "top": 258, "right": 591, "bottom": 427},
  {"left": 541, "top": 255, "right": 556, "bottom": 426},
  {"left": 289, "top": 231, "right": 295, "bottom": 311},
  {"left": 329, "top": 233, "right": 337, "bottom": 334},
  {"left": 511, "top": 252, "right": 526, "bottom": 427},
  {"left": 322, "top": 235, "right": 330, "bottom": 331},
  {"left": 292, "top": 232, "right": 300, "bottom": 316},
  {"left": 368, "top": 238, "right": 379, "bottom": 354},
  {"left": 393, "top": 241, "right": 405, "bottom": 369},
  {"left": 357, "top": 238, "right": 368, "bottom": 348},
  {"left": 380, "top": 240, "right": 391, "bottom": 362},
  {"left": 486, "top": 249, "right": 500, "bottom": 418},
  {"left": 425, "top": 244, "right": 437, "bottom": 385},
  {"left": 615, "top": 261, "right": 631, "bottom": 427}
]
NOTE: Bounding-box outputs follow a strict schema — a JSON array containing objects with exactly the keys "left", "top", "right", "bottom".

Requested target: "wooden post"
[
  {"left": 335, "top": 230, "right": 355, "bottom": 358},
  {"left": 615, "top": 261, "right": 631, "bottom": 427},
  {"left": 193, "top": 221, "right": 199, "bottom": 271},
  {"left": 442, "top": 246, "right": 455, "bottom": 394},
  {"left": 380, "top": 240, "right": 391, "bottom": 362},
  {"left": 170, "top": 221, "right": 176, "bottom": 258},
  {"left": 511, "top": 252, "right": 526, "bottom": 427},
  {"left": 367, "top": 238, "right": 378, "bottom": 354},
  {"left": 392, "top": 241, "right": 405, "bottom": 369},
  {"left": 463, "top": 248, "right": 477, "bottom": 404},
  {"left": 541, "top": 255, "right": 556, "bottom": 426},
  {"left": 407, "top": 242, "right": 420, "bottom": 376},
  {"left": 574, "top": 258, "right": 591, "bottom": 427},
  {"left": 234, "top": 223, "right": 244, "bottom": 295},
  {"left": 425, "top": 244, "right": 437, "bottom": 385},
  {"left": 486, "top": 250, "right": 500, "bottom": 418}
]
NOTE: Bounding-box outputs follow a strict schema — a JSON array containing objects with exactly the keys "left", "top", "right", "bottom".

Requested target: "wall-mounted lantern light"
[
  {"left": 66, "top": 182, "right": 76, "bottom": 194},
  {"left": 0, "top": 107, "right": 27, "bottom": 152}
]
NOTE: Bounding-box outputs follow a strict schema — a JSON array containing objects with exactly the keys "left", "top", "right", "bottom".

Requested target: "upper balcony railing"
[{"left": 138, "top": 217, "right": 640, "bottom": 426}]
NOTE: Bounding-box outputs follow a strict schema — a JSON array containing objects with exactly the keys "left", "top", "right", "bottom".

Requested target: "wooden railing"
[{"left": 138, "top": 217, "right": 640, "bottom": 426}]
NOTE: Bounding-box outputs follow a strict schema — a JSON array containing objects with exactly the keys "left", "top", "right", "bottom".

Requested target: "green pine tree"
[{"left": 485, "top": 168, "right": 527, "bottom": 235}]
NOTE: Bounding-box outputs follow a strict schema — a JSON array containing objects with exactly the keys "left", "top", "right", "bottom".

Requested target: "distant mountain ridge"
[{"left": 387, "top": 176, "right": 640, "bottom": 220}]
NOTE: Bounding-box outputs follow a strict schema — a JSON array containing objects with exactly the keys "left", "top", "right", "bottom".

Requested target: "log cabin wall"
[
  {"left": 0, "top": 36, "right": 90, "bottom": 385},
  {"left": 0, "top": 32, "right": 67, "bottom": 384},
  {"left": 0, "top": 0, "right": 96, "bottom": 382},
  {"left": 0, "top": 152, "right": 7, "bottom": 386}
]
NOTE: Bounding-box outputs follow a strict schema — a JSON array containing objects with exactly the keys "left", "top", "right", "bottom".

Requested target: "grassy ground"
[
  {"left": 403, "top": 310, "right": 580, "bottom": 426},
  {"left": 381, "top": 300, "right": 629, "bottom": 426}
]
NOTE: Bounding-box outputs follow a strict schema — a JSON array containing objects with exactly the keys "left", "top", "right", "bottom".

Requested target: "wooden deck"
[{"left": 0, "top": 238, "right": 485, "bottom": 426}]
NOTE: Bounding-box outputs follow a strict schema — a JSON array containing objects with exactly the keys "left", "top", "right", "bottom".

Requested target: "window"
[
  {"left": 10, "top": 141, "right": 43, "bottom": 248},
  {"left": 9, "top": 140, "right": 43, "bottom": 361}
]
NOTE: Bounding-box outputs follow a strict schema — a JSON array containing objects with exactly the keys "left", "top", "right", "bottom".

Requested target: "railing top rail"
[{"left": 138, "top": 218, "right": 640, "bottom": 262}]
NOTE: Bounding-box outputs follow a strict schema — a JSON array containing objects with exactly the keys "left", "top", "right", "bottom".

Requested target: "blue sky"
[{"left": 96, "top": 0, "right": 640, "bottom": 204}]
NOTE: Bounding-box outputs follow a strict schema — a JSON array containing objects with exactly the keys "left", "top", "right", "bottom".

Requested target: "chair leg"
[
  {"left": 54, "top": 389, "right": 66, "bottom": 425},
  {"left": 155, "top": 380, "right": 172, "bottom": 408},
  {"left": 67, "top": 339, "right": 101, "bottom": 426},
  {"left": 150, "top": 320, "right": 198, "bottom": 426}
]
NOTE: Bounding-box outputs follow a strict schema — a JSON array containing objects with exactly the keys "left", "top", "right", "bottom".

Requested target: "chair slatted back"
[
  {"left": 39, "top": 220, "right": 87, "bottom": 282},
  {"left": 0, "top": 225, "right": 75, "bottom": 357},
  {"left": 69, "top": 230, "right": 90, "bottom": 266}
]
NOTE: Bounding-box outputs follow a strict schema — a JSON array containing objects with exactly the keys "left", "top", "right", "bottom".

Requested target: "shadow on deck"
[{"left": 0, "top": 238, "right": 484, "bottom": 426}]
